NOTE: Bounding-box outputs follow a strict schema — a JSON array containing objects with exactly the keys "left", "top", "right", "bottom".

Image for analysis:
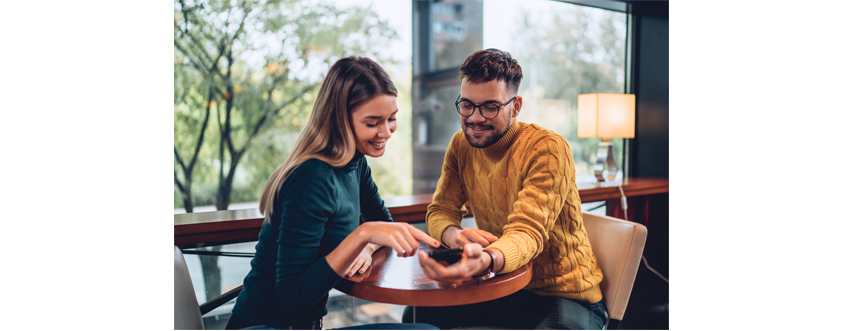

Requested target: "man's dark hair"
[{"left": 458, "top": 48, "right": 523, "bottom": 94}]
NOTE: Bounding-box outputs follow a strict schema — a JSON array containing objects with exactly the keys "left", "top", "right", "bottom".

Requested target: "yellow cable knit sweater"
[{"left": 426, "top": 120, "right": 603, "bottom": 303}]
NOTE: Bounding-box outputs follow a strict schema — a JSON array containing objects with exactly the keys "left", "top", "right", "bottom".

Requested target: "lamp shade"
[{"left": 577, "top": 93, "right": 636, "bottom": 138}]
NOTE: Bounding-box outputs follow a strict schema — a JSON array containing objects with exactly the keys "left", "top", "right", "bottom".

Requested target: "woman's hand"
[
  {"left": 327, "top": 222, "right": 440, "bottom": 277},
  {"left": 343, "top": 243, "right": 378, "bottom": 277},
  {"left": 359, "top": 222, "right": 440, "bottom": 257}
]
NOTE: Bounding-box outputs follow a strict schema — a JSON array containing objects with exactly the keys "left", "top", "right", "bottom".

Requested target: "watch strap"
[{"left": 472, "top": 250, "right": 496, "bottom": 282}]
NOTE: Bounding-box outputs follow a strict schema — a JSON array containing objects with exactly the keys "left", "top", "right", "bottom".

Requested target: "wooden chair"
[
  {"left": 582, "top": 212, "right": 648, "bottom": 329},
  {"left": 456, "top": 212, "right": 648, "bottom": 330}
]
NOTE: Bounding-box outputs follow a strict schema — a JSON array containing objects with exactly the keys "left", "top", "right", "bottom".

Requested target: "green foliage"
[{"left": 174, "top": 0, "right": 404, "bottom": 210}]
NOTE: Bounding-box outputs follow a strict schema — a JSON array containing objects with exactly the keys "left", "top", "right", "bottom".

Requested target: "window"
[
  {"left": 175, "top": 1, "right": 414, "bottom": 328},
  {"left": 412, "top": 0, "right": 628, "bottom": 192},
  {"left": 174, "top": 0, "right": 413, "bottom": 213},
  {"left": 175, "top": 1, "right": 630, "bottom": 327},
  {"left": 484, "top": 0, "right": 628, "bottom": 182},
  {"left": 175, "top": 0, "right": 628, "bottom": 210}
]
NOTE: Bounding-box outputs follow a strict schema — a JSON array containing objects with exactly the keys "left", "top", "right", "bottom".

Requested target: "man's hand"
[
  {"left": 417, "top": 243, "right": 489, "bottom": 285},
  {"left": 443, "top": 226, "right": 499, "bottom": 249}
]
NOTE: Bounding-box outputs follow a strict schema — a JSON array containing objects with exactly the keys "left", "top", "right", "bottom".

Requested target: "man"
[{"left": 404, "top": 48, "right": 607, "bottom": 330}]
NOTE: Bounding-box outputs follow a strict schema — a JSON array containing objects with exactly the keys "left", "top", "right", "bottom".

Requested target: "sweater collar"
[
  {"left": 342, "top": 151, "right": 364, "bottom": 171},
  {"left": 481, "top": 119, "right": 523, "bottom": 159}
]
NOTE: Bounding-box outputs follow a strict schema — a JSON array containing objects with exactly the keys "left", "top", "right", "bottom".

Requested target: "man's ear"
[{"left": 511, "top": 96, "right": 522, "bottom": 118}]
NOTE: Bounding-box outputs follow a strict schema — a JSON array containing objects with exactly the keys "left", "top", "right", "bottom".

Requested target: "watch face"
[
  {"left": 473, "top": 271, "right": 495, "bottom": 282},
  {"left": 471, "top": 250, "right": 496, "bottom": 281}
]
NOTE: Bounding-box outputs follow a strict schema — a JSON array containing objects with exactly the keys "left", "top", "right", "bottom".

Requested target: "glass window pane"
[
  {"left": 411, "top": 0, "right": 629, "bottom": 192},
  {"left": 483, "top": 0, "right": 628, "bottom": 182},
  {"left": 182, "top": 242, "right": 254, "bottom": 329},
  {"left": 174, "top": 0, "right": 414, "bottom": 213},
  {"left": 412, "top": 84, "right": 462, "bottom": 193},
  {"left": 430, "top": 0, "right": 484, "bottom": 71},
  {"left": 184, "top": 242, "right": 415, "bottom": 329}
]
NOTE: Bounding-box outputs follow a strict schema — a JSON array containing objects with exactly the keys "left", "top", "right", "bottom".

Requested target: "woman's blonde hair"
[{"left": 259, "top": 56, "right": 397, "bottom": 221}]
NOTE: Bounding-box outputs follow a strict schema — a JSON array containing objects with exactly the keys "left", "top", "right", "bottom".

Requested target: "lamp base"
[{"left": 595, "top": 140, "right": 618, "bottom": 182}]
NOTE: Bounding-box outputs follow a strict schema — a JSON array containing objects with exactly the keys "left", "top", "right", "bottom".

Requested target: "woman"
[{"left": 226, "top": 56, "right": 439, "bottom": 330}]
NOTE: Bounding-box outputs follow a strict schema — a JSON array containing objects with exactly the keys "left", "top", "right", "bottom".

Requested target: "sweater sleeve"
[
  {"left": 273, "top": 162, "right": 342, "bottom": 316},
  {"left": 486, "top": 137, "right": 570, "bottom": 274},
  {"left": 426, "top": 132, "right": 468, "bottom": 245},
  {"left": 358, "top": 156, "right": 392, "bottom": 222}
]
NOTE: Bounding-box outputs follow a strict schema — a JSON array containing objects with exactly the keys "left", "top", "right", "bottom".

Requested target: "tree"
[
  {"left": 175, "top": 0, "right": 400, "bottom": 211},
  {"left": 174, "top": 0, "right": 401, "bottom": 299},
  {"left": 173, "top": 0, "right": 229, "bottom": 213}
]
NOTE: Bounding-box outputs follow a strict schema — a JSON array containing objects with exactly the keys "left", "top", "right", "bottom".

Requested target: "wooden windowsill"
[{"left": 175, "top": 177, "right": 667, "bottom": 247}]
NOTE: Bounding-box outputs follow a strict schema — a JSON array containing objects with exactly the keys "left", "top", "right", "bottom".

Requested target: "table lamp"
[{"left": 577, "top": 93, "right": 635, "bottom": 181}]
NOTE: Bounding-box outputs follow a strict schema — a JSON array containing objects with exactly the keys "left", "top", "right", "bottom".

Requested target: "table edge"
[{"left": 333, "top": 261, "right": 533, "bottom": 307}]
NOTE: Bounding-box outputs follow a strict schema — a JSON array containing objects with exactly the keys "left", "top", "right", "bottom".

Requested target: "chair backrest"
[
  {"left": 582, "top": 212, "right": 647, "bottom": 321},
  {"left": 175, "top": 246, "right": 204, "bottom": 330}
]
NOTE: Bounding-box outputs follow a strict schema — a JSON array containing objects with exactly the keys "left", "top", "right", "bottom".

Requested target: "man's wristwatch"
[{"left": 472, "top": 250, "right": 497, "bottom": 282}]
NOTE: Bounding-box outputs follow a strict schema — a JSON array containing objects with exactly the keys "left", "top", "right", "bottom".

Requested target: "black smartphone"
[{"left": 427, "top": 248, "right": 463, "bottom": 264}]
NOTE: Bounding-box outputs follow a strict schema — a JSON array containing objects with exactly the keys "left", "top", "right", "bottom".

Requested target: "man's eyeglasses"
[{"left": 455, "top": 95, "right": 517, "bottom": 120}]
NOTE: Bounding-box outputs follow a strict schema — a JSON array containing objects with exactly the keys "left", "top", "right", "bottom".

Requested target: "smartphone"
[{"left": 427, "top": 248, "right": 463, "bottom": 264}]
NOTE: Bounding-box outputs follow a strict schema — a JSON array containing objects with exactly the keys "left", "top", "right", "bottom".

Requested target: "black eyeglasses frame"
[{"left": 454, "top": 95, "right": 517, "bottom": 120}]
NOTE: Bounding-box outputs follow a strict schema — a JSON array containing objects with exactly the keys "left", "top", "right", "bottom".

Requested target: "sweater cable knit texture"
[{"left": 426, "top": 120, "right": 604, "bottom": 303}]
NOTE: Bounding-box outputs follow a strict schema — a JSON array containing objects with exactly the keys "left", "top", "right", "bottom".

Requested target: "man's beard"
[{"left": 462, "top": 120, "right": 508, "bottom": 148}]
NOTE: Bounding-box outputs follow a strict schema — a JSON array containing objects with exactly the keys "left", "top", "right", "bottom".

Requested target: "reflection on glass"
[
  {"left": 425, "top": 86, "right": 463, "bottom": 147},
  {"left": 431, "top": 0, "right": 484, "bottom": 71}
]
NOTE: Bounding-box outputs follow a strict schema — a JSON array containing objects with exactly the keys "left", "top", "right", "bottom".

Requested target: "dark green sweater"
[{"left": 231, "top": 152, "right": 391, "bottom": 327}]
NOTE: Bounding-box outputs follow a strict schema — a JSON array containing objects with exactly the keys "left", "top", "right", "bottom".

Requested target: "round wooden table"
[{"left": 334, "top": 242, "right": 532, "bottom": 307}]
